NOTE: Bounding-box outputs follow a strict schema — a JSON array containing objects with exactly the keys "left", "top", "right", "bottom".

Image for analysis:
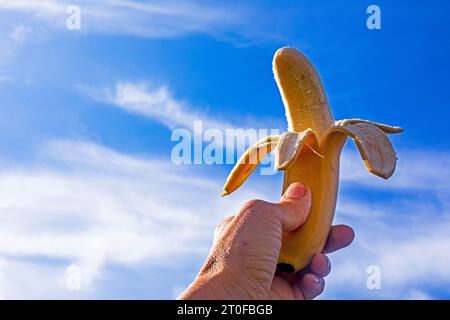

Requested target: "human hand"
[{"left": 179, "top": 182, "right": 354, "bottom": 300}]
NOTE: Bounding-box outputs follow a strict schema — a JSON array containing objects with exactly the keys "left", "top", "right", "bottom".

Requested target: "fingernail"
[
  {"left": 326, "top": 257, "right": 331, "bottom": 272},
  {"left": 284, "top": 182, "right": 308, "bottom": 199},
  {"left": 313, "top": 274, "right": 321, "bottom": 284}
]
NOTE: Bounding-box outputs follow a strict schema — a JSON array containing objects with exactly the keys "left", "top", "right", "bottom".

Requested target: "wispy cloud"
[
  {"left": 81, "top": 83, "right": 450, "bottom": 299},
  {"left": 0, "top": 22, "right": 33, "bottom": 68},
  {"left": 321, "top": 147, "right": 450, "bottom": 299},
  {"left": 341, "top": 148, "right": 450, "bottom": 193},
  {"left": 1, "top": 135, "right": 449, "bottom": 298},
  {"left": 86, "top": 81, "right": 284, "bottom": 132},
  {"left": 0, "top": 139, "right": 268, "bottom": 298},
  {"left": 90, "top": 82, "right": 232, "bottom": 130},
  {"left": 0, "top": 0, "right": 275, "bottom": 43},
  {"left": 0, "top": 0, "right": 63, "bottom": 14},
  {"left": 325, "top": 209, "right": 450, "bottom": 299},
  {"left": 9, "top": 25, "right": 31, "bottom": 43},
  {"left": 0, "top": 74, "right": 14, "bottom": 84}
]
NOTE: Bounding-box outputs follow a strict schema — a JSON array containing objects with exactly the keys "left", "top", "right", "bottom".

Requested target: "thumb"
[
  {"left": 277, "top": 182, "right": 311, "bottom": 232},
  {"left": 213, "top": 215, "right": 235, "bottom": 244}
]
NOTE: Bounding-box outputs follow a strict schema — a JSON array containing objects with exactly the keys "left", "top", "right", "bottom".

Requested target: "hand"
[{"left": 179, "top": 182, "right": 354, "bottom": 300}]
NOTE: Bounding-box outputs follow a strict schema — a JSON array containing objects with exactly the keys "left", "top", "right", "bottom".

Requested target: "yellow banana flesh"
[
  {"left": 273, "top": 47, "right": 334, "bottom": 139},
  {"left": 278, "top": 130, "right": 343, "bottom": 272},
  {"left": 274, "top": 47, "right": 341, "bottom": 271},
  {"left": 222, "top": 47, "right": 403, "bottom": 273}
]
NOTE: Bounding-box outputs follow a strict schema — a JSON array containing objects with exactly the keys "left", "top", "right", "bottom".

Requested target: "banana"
[
  {"left": 222, "top": 135, "right": 280, "bottom": 196},
  {"left": 222, "top": 47, "right": 403, "bottom": 272}
]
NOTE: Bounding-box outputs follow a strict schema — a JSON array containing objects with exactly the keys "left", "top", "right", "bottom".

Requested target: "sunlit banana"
[{"left": 222, "top": 47, "right": 403, "bottom": 272}]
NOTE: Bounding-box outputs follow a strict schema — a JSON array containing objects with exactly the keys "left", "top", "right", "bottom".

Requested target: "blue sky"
[{"left": 0, "top": 0, "right": 449, "bottom": 299}]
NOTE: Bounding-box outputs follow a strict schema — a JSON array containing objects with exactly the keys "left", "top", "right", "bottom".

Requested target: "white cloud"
[
  {"left": 406, "top": 290, "right": 432, "bottom": 300},
  {"left": 324, "top": 213, "right": 450, "bottom": 299},
  {"left": 9, "top": 25, "right": 31, "bottom": 43},
  {"left": 95, "top": 82, "right": 231, "bottom": 130},
  {"left": 0, "top": 23, "right": 33, "bottom": 67},
  {"left": 0, "top": 73, "right": 449, "bottom": 298},
  {"left": 85, "top": 81, "right": 282, "bottom": 170},
  {"left": 340, "top": 147, "right": 450, "bottom": 193},
  {"left": 0, "top": 74, "right": 14, "bottom": 83},
  {"left": 0, "top": 0, "right": 63, "bottom": 14},
  {"left": 0, "top": 0, "right": 268, "bottom": 42},
  {"left": 1, "top": 138, "right": 449, "bottom": 299},
  {"left": 87, "top": 81, "right": 284, "bottom": 133},
  {"left": 322, "top": 148, "right": 450, "bottom": 299},
  {"left": 0, "top": 136, "right": 449, "bottom": 299},
  {"left": 0, "top": 139, "right": 269, "bottom": 298}
]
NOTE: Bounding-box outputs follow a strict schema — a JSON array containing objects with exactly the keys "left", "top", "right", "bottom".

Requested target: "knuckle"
[
  {"left": 236, "top": 199, "right": 281, "bottom": 231},
  {"left": 242, "top": 199, "right": 267, "bottom": 211},
  {"left": 217, "top": 215, "right": 234, "bottom": 229},
  {"left": 240, "top": 199, "right": 272, "bottom": 219}
]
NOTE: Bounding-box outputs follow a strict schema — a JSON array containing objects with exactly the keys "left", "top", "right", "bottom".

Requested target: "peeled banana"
[{"left": 222, "top": 47, "right": 403, "bottom": 272}]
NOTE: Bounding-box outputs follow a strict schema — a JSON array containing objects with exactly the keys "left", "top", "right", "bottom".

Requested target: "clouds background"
[{"left": 0, "top": 0, "right": 449, "bottom": 299}]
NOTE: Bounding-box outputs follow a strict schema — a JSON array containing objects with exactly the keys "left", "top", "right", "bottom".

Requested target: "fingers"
[
  {"left": 309, "top": 253, "right": 331, "bottom": 277},
  {"left": 299, "top": 225, "right": 353, "bottom": 279},
  {"left": 277, "top": 183, "right": 311, "bottom": 232},
  {"left": 322, "top": 224, "right": 355, "bottom": 254},
  {"left": 287, "top": 253, "right": 329, "bottom": 300},
  {"left": 298, "top": 273, "right": 324, "bottom": 300},
  {"left": 292, "top": 223, "right": 354, "bottom": 300}
]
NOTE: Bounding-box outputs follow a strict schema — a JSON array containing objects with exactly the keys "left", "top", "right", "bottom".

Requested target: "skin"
[{"left": 180, "top": 182, "right": 354, "bottom": 300}]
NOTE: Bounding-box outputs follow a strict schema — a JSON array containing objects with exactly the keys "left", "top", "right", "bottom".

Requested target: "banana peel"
[{"left": 222, "top": 47, "right": 403, "bottom": 272}]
